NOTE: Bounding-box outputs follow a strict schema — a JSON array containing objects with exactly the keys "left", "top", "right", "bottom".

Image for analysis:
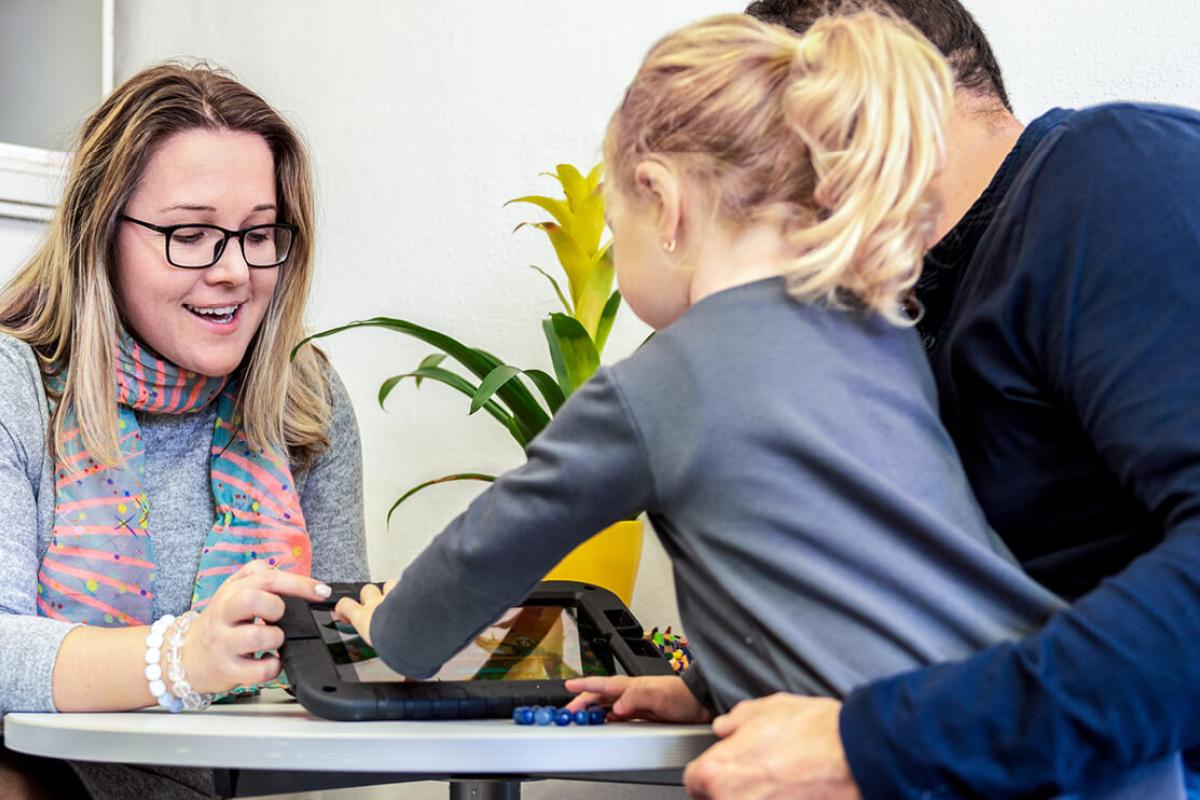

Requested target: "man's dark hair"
[{"left": 746, "top": 0, "right": 1012, "bottom": 111}]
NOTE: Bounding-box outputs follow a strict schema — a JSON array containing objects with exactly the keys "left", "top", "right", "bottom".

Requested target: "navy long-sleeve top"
[{"left": 841, "top": 104, "right": 1200, "bottom": 797}]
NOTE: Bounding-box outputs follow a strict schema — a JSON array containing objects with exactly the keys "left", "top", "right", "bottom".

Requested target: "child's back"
[{"left": 615, "top": 276, "right": 1062, "bottom": 707}]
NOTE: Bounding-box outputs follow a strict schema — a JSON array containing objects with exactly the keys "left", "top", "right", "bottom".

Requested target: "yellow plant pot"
[{"left": 543, "top": 519, "right": 644, "bottom": 605}]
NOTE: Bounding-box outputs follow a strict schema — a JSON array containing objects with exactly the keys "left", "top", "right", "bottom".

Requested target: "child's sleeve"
[{"left": 369, "top": 366, "right": 656, "bottom": 678}]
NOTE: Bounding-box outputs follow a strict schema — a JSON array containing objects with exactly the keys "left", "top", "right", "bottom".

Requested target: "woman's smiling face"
[{"left": 113, "top": 127, "right": 280, "bottom": 377}]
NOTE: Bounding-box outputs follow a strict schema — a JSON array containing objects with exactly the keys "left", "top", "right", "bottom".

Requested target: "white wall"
[
  {"left": 108, "top": 2, "right": 1200, "bottom": 799},
  {"left": 969, "top": 0, "right": 1200, "bottom": 120}
]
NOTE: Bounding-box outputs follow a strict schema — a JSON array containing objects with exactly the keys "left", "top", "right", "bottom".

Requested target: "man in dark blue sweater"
[{"left": 677, "top": 1, "right": 1200, "bottom": 798}]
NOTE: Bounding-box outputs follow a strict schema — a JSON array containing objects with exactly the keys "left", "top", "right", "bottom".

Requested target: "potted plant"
[{"left": 300, "top": 163, "right": 644, "bottom": 603}]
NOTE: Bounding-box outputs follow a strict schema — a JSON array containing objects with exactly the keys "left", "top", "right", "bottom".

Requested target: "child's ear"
[{"left": 633, "top": 160, "right": 683, "bottom": 249}]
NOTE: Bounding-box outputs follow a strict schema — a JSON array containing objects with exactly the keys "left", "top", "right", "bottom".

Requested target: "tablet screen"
[{"left": 312, "top": 604, "right": 616, "bottom": 683}]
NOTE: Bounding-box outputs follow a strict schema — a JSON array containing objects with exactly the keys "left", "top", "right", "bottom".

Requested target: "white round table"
[{"left": 3, "top": 690, "right": 717, "bottom": 798}]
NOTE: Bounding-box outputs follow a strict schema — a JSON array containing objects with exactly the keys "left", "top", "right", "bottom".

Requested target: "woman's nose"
[{"left": 203, "top": 237, "right": 251, "bottom": 285}]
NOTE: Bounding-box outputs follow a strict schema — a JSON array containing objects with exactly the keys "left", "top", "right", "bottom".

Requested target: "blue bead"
[
  {"left": 555, "top": 709, "right": 573, "bottom": 726},
  {"left": 587, "top": 707, "right": 606, "bottom": 725},
  {"left": 513, "top": 707, "right": 535, "bottom": 725},
  {"left": 534, "top": 707, "right": 554, "bottom": 726},
  {"left": 574, "top": 709, "right": 589, "bottom": 725}
]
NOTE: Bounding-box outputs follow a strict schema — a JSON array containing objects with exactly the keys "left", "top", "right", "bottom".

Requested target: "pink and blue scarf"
[{"left": 36, "top": 331, "right": 311, "bottom": 626}]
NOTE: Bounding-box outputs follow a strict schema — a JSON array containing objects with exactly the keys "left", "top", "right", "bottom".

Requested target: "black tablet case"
[{"left": 279, "top": 580, "right": 673, "bottom": 721}]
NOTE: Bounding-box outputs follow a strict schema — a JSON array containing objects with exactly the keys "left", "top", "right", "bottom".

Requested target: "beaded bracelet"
[
  {"left": 165, "top": 610, "right": 214, "bottom": 712},
  {"left": 144, "top": 614, "right": 183, "bottom": 713}
]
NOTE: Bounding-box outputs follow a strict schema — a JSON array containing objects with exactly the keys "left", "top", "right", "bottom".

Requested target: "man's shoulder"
[
  {"left": 1028, "top": 102, "right": 1200, "bottom": 175},
  {"left": 1059, "top": 101, "right": 1200, "bottom": 134}
]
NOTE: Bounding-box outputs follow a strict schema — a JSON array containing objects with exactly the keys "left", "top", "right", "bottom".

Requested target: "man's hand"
[
  {"left": 683, "top": 693, "right": 862, "bottom": 800},
  {"left": 332, "top": 580, "right": 397, "bottom": 646}
]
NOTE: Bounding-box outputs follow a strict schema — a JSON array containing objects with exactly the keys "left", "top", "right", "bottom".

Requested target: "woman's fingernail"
[{"left": 315, "top": 583, "right": 332, "bottom": 598}]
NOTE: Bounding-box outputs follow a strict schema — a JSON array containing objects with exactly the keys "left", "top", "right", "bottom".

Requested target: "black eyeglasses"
[{"left": 121, "top": 215, "right": 297, "bottom": 269}]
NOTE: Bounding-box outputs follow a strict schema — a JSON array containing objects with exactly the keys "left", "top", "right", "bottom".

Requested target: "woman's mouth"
[{"left": 183, "top": 303, "right": 243, "bottom": 325}]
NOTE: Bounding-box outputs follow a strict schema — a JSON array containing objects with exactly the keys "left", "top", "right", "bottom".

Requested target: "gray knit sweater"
[{"left": 0, "top": 333, "right": 368, "bottom": 714}]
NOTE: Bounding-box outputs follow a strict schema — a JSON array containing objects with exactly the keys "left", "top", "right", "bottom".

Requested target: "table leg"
[{"left": 448, "top": 779, "right": 521, "bottom": 799}]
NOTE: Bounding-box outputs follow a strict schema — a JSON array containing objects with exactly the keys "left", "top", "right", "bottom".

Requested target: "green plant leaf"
[
  {"left": 574, "top": 243, "right": 615, "bottom": 339},
  {"left": 529, "top": 265, "right": 573, "bottom": 314},
  {"left": 521, "top": 368, "right": 566, "bottom": 414},
  {"left": 387, "top": 473, "right": 496, "bottom": 527},
  {"left": 471, "top": 365, "right": 522, "bottom": 415},
  {"left": 414, "top": 353, "right": 447, "bottom": 387},
  {"left": 594, "top": 289, "right": 622, "bottom": 355},
  {"left": 505, "top": 195, "right": 572, "bottom": 234},
  {"left": 379, "top": 366, "right": 528, "bottom": 446},
  {"left": 296, "top": 318, "right": 549, "bottom": 441},
  {"left": 542, "top": 313, "right": 600, "bottom": 396}
]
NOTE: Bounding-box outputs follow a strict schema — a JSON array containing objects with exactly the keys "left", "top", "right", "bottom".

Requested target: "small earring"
[{"left": 662, "top": 239, "right": 676, "bottom": 253}]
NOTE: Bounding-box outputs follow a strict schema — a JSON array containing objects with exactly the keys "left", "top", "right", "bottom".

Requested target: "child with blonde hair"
[{"left": 339, "top": 7, "right": 1064, "bottom": 735}]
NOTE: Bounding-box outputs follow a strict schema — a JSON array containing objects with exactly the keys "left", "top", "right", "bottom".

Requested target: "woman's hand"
[
  {"left": 332, "top": 580, "right": 397, "bottom": 646},
  {"left": 563, "top": 675, "right": 713, "bottom": 723},
  {"left": 181, "top": 559, "right": 332, "bottom": 694}
]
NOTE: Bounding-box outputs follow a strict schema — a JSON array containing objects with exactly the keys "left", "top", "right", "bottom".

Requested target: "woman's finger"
[
  {"left": 232, "top": 653, "right": 282, "bottom": 687},
  {"left": 231, "top": 622, "right": 285, "bottom": 656},
  {"left": 222, "top": 558, "right": 271, "bottom": 586},
  {"left": 222, "top": 587, "right": 286, "bottom": 625}
]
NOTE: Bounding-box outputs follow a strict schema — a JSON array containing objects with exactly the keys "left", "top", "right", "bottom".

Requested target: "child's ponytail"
[
  {"left": 780, "top": 11, "right": 953, "bottom": 323},
  {"left": 605, "top": 10, "right": 954, "bottom": 325}
]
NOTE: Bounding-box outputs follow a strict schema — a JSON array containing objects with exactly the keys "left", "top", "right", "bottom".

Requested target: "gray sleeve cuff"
[{"left": 0, "top": 615, "right": 79, "bottom": 715}]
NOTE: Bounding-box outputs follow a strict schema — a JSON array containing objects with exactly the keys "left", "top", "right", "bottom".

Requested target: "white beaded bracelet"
[
  {"left": 144, "top": 614, "right": 182, "bottom": 713},
  {"left": 165, "top": 610, "right": 214, "bottom": 712}
]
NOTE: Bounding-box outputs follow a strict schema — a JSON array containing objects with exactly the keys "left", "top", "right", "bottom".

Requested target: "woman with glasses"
[{"left": 0, "top": 63, "right": 367, "bottom": 799}]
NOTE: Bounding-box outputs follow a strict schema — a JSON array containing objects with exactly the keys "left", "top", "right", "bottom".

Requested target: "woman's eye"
[
  {"left": 173, "top": 233, "right": 204, "bottom": 245},
  {"left": 245, "top": 232, "right": 272, "bottom": 245}
]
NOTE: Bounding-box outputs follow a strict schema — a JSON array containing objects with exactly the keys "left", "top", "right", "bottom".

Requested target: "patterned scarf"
[{"left": 36, "top": 331, "right": 311, "bottom": 627}]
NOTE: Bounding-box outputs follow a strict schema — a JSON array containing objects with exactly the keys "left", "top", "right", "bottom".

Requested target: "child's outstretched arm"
[
  {"left": 360, "top": 367, "right": 657, "bottom": 679},
  {"left": 564, "top": 675, "right": 712, "bottom": 723}
]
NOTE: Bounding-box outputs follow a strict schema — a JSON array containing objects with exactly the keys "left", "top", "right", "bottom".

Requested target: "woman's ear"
[{"left": 633, "top": 160, "right": 683, "bottom": 251}]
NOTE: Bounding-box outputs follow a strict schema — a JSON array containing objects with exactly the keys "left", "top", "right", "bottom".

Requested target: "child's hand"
[
  {"left": 564, "top": 675, "right": 713, "bottom": 723},
  {"left": 332, "top": 580, "right": 396, "bottom": 646}
]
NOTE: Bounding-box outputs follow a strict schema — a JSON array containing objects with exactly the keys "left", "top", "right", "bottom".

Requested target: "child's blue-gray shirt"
[{"left": 371, "top": 276, "right": 1064, "bottom": 709}]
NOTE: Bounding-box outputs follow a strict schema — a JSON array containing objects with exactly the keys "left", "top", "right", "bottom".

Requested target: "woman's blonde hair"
[
  {"left": 0, "top": 62, "right": 331, "bottom": 467},
  {"left": 604, "top": 9, "right": 953, "bottom": 324}
]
